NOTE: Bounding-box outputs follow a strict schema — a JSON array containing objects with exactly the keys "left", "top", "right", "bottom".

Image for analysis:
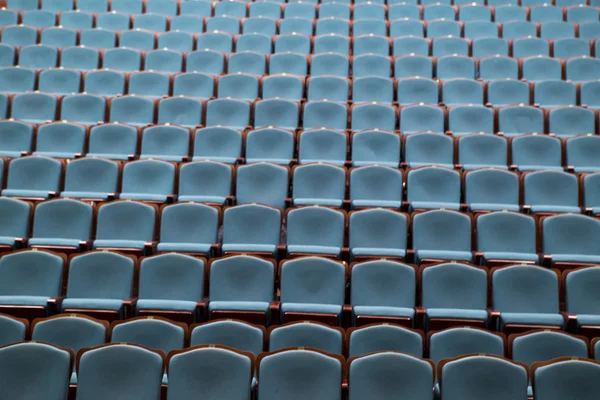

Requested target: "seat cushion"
[
  {"left": 62, "top": 298, "right": 124, "bottom": 311},
  {"left": 157, "top": 242, "right": 211, "bottom": 254},
  {"left": 281, "top": 302, "right": 342, "bottom": 316},
  {"left": 551, "top": 254, "right": 600, "bottom": 264},
  {"left": 416, "top": 250, "right": 473, "bottom": 262},
  {"left": 575, "top": 314, "right": 600, "bottom": 326},
  {"left": 136, "top": 299, "right": 198, "bottom": 311},
  {"left": 222, "top": 243, "right": 276, "bottom": 254},
  {"left": 463, "top": 164, "right": 508, "bottom": 170},
  {"left": 353, "top": 305, "right": 415, "bottom": 318},
  {"left": 351, "top": 200, "right": 402, "bottom": 209},
  {"left": 351, "top": 248, "right": 406, "bottom": 258},
  {"left": 208, "top": 301, "right": 270, "bottom": 313},
  {"left": 87, "top": 153, "right": 131, "bottom": 160},
  {"left": 119, "top": 193, "right": 169, "bottom": 202},
  {"left": 287, "top": 245, "right": 341, "bottom": 256},
  {"left": 499, "top": 312, "right": 564, "bottom": 329},
  {"left": 293, "top": 198, "right": 344, "bottom": 207},
  {"left": 192, "top": 156, "right": 237, "bottom": 164},
  {"left": 469, "top": 203, "right": 520, "bottom": 212},
  {"left": 177, "top": 195, "right": 226, "bottom": 203},
  {"left": 529, "top": 205, "right": 581, "bottom": 213},
  {"left": 482, "top": 252, "right": 539, "bottom": 262},
  {"left": 410, "top": 201, "right": 461, "bottom": 211},
  {"left": 0, "top": 236, "right": 15, "bottom": 246},
  {"left": 0, "top": 295, "right": 49, "bottom": 306},
  {"left": 28, "top": 238, "right": 82, "bottom": 248},
  {"left": 409, "top": 162, "right": 454, "bottom": 169},
  {"left": 136, "top": 299, "right": 198, "bottom": 312},
  {"left": 61, "top": 191, "right": 110, "bottom": 200},
  {"left": 2, "top": 189, "right": 52, "bottom": 198},
  {"left": 93, "top": 239, "right": 146, "bottom": 250},
  {"left": 426, "top": 308, "right": 488, "bottom": 321}
]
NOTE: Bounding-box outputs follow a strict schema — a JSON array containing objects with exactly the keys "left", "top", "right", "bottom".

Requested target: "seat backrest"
[
  {"left": 511, "top": 331, "right": 589, "bottom": 367},
  {"left": 458, "top": 134, "right": 508, "bottom": 168},
  {"left": 286, "top": 207, "right": 345, "bottom": 250},
  {"left": 0, "top": 197, "right": 30, "bottom": 240},
  {"left": 524, "top": 170, "right": 579, "bottom": 207},
  {"left": 565, "top": 267, "right": 600, "bottom": 315},
  {"left": 32, "top": 315, "right": 107, "bottom": 355},
  {"left": 167, "top": 346, "right": 253, "bottom": 400},
  {"left": 160, "top": 203, "right": 218, "bottom": 246},
  {"left": 6, "top": 155, "right": 62, "bottom": 192},
  {"left": 399, "top": 104, "right": 445, "bottom": 134},
  {"left": 178, "top": 161, "right": 232, "bottom": 200},
  {"left": 492, "top": 265, "right": 559, "bottom": 313},
  {"left": 63, "top": 158, "right": 119, "bottom": 195},
  {"left": 532, "top": 358, "right": 600, "bottom": 400},
  {"left": 141, "top": 125, "right": 190, "bottom": 159},
  {"left": 298, "top": 129, "right": 347, "bottom": 165},
  {"left": 349, "top": 352, "right": 434, "bottom": 400},
  {"left": 236, "top": 163, "right": 289, "bottom": 210},
  {"left": 111, "top": 318, "right": 185, "bottom": 354},
  {"left": 0, "top": 250, "right": 64, "bottom": 297},
  {"left": 407, "top": 167, "right": 461, "bottom": 204},
  {"left": 77, "top": 344, "right": 163, "bottom": 400},
  {"left": 209, "top": 255, "right": 274, "bottom": 303},
  {"left": 292, "top": 164, "right": 346, "bottom": 203},
  {"left": 193, "top": 126, "right": 243, "bottom": 163},
  {"left": 498, "top": 105, "right": 544, "bottom": 136},
  {"left": 246, "top": 128, "right": 295, "bottom": 163},
  {"left": 567, "top": 136, "right": 600, "bottom": 172},
  {"left": 351, "top": 260, "right": 415, "bottom": 308},
  {"left": 95, "top": 201, "right": 155, "bottom": 242},
  {"left": 404, "top": 133, "right": 454, "bottom": 166},
  {"left": 464, "top": 169, "right": 519, "bottom": 207},
  {"left": 67, "top": 251, "right": 134, "bottom": 300},
  {"left": 429, "top": 327, "right": 505, "bottom": 365},
  {"left": 138, "top": 253, "right": 205, "bottom": 302},
  {"left": 440, "top": 355, "right": 528, "bottom": 399},
  {"left": 0, "top": 342, "right": 71, "bottom": 400},
  {"left": 190, "top": 320, "right": 264, "bottom": 355},
  {"left": 222, "top": 204, "right": 281, "bottom": 248},
  {"left": 0, "top": 314, "right": 27, "bottom": 346},
  {"left": 412, "top": 210, "right": 472, "bottom": 252},
  {"left": 269, "top": 322, "right": 343, "bottom": 354},
  {"left": 32, "top": 199, "right": 93, "bottom": 242},
  {"left": 258, "top": 349, "right": 342, "bottom": 400},
  {"left": 476, "top": 212, "right": 537, "bottom": 254},
  {"left": 121, "top": 160, "right": 175, "bottom": 196},
  {"left": 422, "top": 263, "right": 488, "bottom": 310},
  {"left": 349, "top": 209, "right": 407, "bottom": 253},
  {"left": 280, "top": 257, "right": 345, "bottom": 306},
  {"left": 348, "top": 324, "right": 424, "bottom": 357},
  {"left": 109, "top": 95, "right": 155, "bottom": 126},
  {"left": 349, "top": 165, "right": 403, "bottom": 203},
  {"left": 542, "top": 214, "right": 600, "bottom": 256}
]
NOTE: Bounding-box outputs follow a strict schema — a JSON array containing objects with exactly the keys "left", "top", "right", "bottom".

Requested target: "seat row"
[
  {"left": 2, "top": 192, "right": 600, "bottom": 265},
  {"left": 5, "top": 123, "right": 600, "bottom": 172},
  {"left": 5, "top": 0, "right": 599, "bottom": 13},
  {"left": 3, "top": 23, "right": 600, "bottom": 53},
  {"left": 3, "top": 41, "right": 600, "bottom": 75},
  {"left": 4, "top": 6, "right": 600, "bottom": 32},
  {"left": 2, "top": 248, "right": 600, "bottom": 333},
  {"left": 9, "top": 0, "right": 600, "bottom": 24},
  {"left": 3, "top": 341, "right": 598, "bottom": 400},
  {"left": 5, "top": 67, "right": 600, "bottom": 109},
  {"left": 3, "top": 92, "right": 600, "bottom": 134},
  {"left": 7, "top": 314, "right": 600, "bottom": 364},
  {"left": 5, "top": 315, "right": 600, "bottom": 400}
]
